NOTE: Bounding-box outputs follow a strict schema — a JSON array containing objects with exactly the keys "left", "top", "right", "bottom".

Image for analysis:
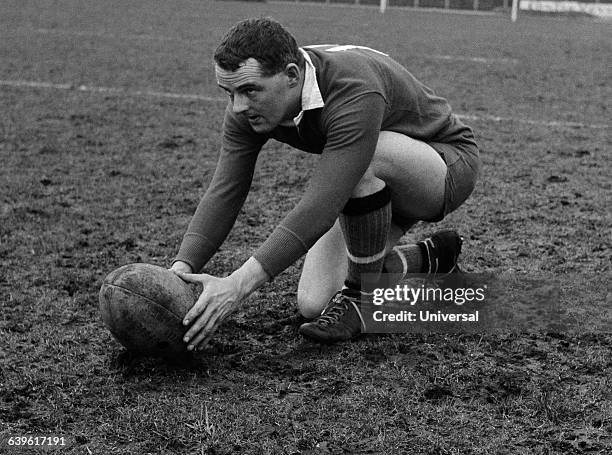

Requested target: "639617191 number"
[{"left": 7, "top": 436, "right": 66, "bottom": 446}]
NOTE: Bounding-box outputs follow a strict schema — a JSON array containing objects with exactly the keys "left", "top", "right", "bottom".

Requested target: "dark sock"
[{"left": 339, "top": 186, "right": 391, "bottom": 291}]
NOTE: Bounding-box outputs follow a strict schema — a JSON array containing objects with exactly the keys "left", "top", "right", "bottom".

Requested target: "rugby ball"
[{"left": 99, "top": 263, "right": 196, "bottom": 357}]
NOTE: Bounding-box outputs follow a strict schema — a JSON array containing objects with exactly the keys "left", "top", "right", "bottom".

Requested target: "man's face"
[{"left": 215, "top": 58, "right": 300, "bottom": 134}]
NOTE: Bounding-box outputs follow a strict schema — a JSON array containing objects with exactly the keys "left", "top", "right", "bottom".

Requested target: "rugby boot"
[
  {"left": 418, "top": 229, "right": 463, "bottom": 275},
  {"left": 299, "top": 289, "right": 366, "bottom": 344},
  {"left": 380, "top": 230, "right": 463, "bottom": 288}
]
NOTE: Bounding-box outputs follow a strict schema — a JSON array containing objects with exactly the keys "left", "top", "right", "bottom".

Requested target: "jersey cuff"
[
  {"left": 253, "top": 225, "right": 309, "bottom": 278},
  {"left": 174, "top": 232, "right": 218, "bottom": 273}
]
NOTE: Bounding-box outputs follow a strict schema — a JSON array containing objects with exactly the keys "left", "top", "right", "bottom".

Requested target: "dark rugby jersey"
[{"left": 175, "top": 45, "right": 477, "bottom": 277}]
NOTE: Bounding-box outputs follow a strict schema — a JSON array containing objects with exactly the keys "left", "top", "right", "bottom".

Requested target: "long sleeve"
[
  {"left": 253, "top": 92, "right": 387, "bottom": 277},
  {"left": 174, "top": 105, "right": 267, "bottom": 272}
]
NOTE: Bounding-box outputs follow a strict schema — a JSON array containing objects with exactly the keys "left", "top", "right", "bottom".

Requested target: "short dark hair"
[{"left": 214, "top": 18, "right": 304, "bottom": 77}]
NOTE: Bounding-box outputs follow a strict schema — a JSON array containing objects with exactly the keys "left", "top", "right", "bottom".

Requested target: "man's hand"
[
  {"left": 171, "top": 257, "right": 270, "bottom": 351},
  {"left": 172, "top": 272, "right": 243, "bottom": 351}
]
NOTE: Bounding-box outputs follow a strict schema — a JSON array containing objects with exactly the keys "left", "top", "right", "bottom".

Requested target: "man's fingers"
[
  {"left": 184, "top": 304, "right": 222, "bottom": 350},
  {"left": 183, "top": 289, "right": 222, "bottom": 339},
  {"left": 189, "top": 321, "right": 218, "bottom": 350},
  {"left": 184, "top": 307, "right": 207, "bottom": 340},
  {"left": 174, "top": 271, "right": 210, "bottom": 284},
  {"left": 178, "top": 275, "right": 241, "bottom": 350},
  {"left": 190, "top": 306, "right": 232, "bottom": 350},
  {"left": 183, "top": 290, "right": 210, "bottom": 326}
]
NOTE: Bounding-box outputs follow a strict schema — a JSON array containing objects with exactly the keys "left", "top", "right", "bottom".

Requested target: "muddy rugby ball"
[{"left": 99, "top": 263, "right": 196, "bottom": 357}]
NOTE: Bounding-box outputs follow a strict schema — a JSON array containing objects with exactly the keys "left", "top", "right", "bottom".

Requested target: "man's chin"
[{"left": 249, "top": 122, "right": 274, "bottom": 134}]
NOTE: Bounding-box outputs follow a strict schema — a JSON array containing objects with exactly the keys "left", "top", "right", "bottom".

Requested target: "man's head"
[
  {"left": 214, "top": 17, "right": 304, "bottom": 77},
  {"left": 214, "top": 18, "right": 305, "bottom": 133}
]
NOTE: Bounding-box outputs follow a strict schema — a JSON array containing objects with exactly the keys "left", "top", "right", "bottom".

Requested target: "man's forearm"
[{"left": 230, "top": 256, "right": 270, "bottom": 299}]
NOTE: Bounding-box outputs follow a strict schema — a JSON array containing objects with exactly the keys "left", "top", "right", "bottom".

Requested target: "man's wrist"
[
  {"left": 230, "top": 257, "right": 270, "bottom": 299},
  {"left": 171, "top": 261, "right": 193, "bottom": 273}
]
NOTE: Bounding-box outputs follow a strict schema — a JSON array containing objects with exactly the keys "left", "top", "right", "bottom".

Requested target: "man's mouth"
[{"left": 247, "top": 114, "right": 261, "bottom": 122}]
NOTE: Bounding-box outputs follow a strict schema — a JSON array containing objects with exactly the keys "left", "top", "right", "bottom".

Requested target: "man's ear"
[{"left": 284, "top": 63, "right": 301, "bottom": 87}]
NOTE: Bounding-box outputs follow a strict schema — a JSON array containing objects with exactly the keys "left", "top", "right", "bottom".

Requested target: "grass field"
[{"left": 1, "top": 0, "right": 611, "bottom": 453}]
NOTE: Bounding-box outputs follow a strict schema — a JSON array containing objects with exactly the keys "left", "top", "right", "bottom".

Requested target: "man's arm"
[
  {"left": 253, "top": 92, "right": 388, "bottom": 277},
  {"left": 174, "top": 105, "right": 267, "bottom": 272},
  {"left": 230, "top": 256, "right": 271, "bottom": 298},
  {"left": 175, "top": 93, "right": 386, "bottom": 350}
]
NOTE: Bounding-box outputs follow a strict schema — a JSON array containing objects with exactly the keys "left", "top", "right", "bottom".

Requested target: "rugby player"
[{"left": 170, "top": 18, "right": 481, "bottom": 349}]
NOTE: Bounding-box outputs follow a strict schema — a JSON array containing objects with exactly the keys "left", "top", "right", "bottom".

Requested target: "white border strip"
[
  {"left": 0, "top": 79, "right": 225, "bottom": 103},
  {"left": 456, "top": 113, "right": 608, "bottom": 129},
  {"left": 521, "top": 1, "right": 612, "bottom": 18},
  {"left": 429, "top": 55, "right": 518, "bottom": 65},
  {"left": 0, "top": 79, "right": 608, "bottom": 130}
]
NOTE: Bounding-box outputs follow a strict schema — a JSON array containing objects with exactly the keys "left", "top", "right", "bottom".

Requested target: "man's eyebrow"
[{"left": 217, "top": 82, "right": 260, "bottom": 92}]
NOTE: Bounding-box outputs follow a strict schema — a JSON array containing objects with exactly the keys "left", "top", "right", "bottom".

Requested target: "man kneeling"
[{"left": 170, "top": 18, "right": 481, "bottom": 348}]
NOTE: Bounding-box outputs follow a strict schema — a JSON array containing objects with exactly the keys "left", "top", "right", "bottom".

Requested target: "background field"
[{"left": 1, "top": 0, "right": 611, "bottom": 453}]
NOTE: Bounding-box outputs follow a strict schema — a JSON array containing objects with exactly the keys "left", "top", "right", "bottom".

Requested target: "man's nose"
[{"left": 232, "top": 93, "right": 249, "bottom": 114}]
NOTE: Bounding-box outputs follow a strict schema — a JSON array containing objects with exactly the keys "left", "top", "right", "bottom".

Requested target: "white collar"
[{"left": 281, "top": 48, "right": 324, "bottom": 127}]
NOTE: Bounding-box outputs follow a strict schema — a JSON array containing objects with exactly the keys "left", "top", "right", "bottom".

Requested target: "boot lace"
[{"left": 316, "top": 292, "right": 354, "bottom": 326}]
